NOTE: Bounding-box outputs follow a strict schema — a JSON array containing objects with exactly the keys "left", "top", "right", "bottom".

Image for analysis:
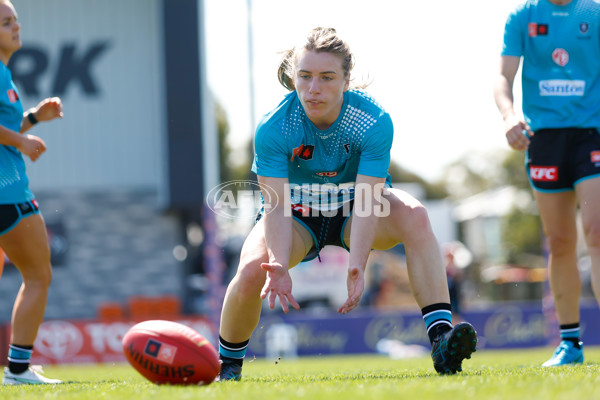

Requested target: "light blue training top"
[
  {"left": 502, "top": 0, "right": 600, "bottom": 132},
  {"left": 0, "top": 62, "right": 33, "bottom": 204},
  {"left": 252, "top": 89, "right": 393, "bottom": 210}
]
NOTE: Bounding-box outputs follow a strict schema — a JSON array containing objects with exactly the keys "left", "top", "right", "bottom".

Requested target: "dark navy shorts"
[
  {"left": 256, "top": 201, "right": 353, "bottom": 262},
  {"left": 0, "top": 199, "right": 40, "bottom": 235},
  {"left": 526, "top": 128, "right": 600, "bottom": 192}
]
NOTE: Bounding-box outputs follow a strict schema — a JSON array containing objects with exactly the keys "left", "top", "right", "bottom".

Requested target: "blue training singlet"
[
  {"left": 501, "top": 0, "right": 600, "bottom": 132},
  {"left": 252, "top": 89, "right": 393, "bottom": 211},
  {"left": 0, "top": 62, "right": 34, "bottom": 204}
]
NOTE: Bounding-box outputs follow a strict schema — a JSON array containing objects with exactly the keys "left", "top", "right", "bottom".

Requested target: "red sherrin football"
[{"left": 122, "top": 320, "right": 220, "bottom": 385}]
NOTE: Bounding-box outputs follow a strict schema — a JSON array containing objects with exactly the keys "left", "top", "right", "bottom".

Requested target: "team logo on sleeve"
[
  {"left": 291, "top": 144, "right": 314, "bottom": 161},
  {"left": 7, "top": 89, "right": 18, "bottom": 103}
]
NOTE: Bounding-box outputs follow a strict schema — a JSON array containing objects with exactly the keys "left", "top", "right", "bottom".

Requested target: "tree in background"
[
  {"left": 439, "top": 150, "right": 509, "bottom": 199},
  {"left": 388, "top": 161, "right": 448, "bottom": 200},
  {"left": 440, "top": 148, "right": 542, "bottom": 265}
]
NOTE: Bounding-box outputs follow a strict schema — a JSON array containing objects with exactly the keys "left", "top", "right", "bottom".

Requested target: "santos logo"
[{"left": 539, "top": 80, "right": 585, "bottom": 96}]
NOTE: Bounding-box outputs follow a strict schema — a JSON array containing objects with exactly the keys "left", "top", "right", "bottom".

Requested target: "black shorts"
[
  {"left": 256, "top": 201, "right": 353, "bottom": 262},
  {"left": 526, "top": 128, "right": 600, "bottom": 192},
  {"left": 0, "top": 199, "right": 40, "bottom": 235}
]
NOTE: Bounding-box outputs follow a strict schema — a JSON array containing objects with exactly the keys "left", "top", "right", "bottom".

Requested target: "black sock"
[
  {"left": 8, "top": 344, "right": 33, "bottom": 374},
  {"left": 421, "top": 303, "right": 453, "bottom": 344},
  {"left": 219, "top": 336, "right": 248, "bottom": 367},
  {"left": 562, "top": 337, "right": 581, "bottom": 349},
  {"left": 559, "top": 323, "right": 581, "bottom": 349}
]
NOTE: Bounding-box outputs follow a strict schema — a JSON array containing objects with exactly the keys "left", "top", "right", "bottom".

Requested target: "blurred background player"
[
  {"left": 217, "top": 27, "right": 477, "bottom": 381},
  {"left": 494, "top": 0, "right": 600, "bottom": 366},
  {"left": 0, "top": 0, "right": 64, "bottom": 385}
]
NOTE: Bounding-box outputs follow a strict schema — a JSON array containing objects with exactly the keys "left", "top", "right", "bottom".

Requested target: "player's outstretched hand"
[
  {"left": 337, "top": 265, "right": 365, "bottom": 314},
  {"left": 260, "top": 262, "right": 300, "bottom": 313}
]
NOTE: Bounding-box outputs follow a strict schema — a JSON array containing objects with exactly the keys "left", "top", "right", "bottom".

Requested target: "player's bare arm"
[
  {"left": 338, "top": 174, "right": 385, "bottom": 314},
  {"left": 257, "top": 175, "right": 300, "bottom": 313},
  {"left": 494, "top": 55, "right": 532, "bottom": 151}
]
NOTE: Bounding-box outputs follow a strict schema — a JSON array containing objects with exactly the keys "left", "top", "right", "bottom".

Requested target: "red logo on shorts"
[
  {"left": 591, "top": 151, "right": 600, "bottom": 163},
  {"left": 530, "top": 166, "right": 558, "bottom": 181},
  {"left": 291, "top": 203, "right": 311, "bottom": 216}
]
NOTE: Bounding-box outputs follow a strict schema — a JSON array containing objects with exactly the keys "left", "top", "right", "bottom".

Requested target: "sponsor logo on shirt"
[
  {"left": 316, "top": 172, "right": 338, "bottom": 177},
  {"left": 528, "top": 23, "right": 549, "bottom": 37},
  {"left": 7, "top": 89, "right": 18, "bottom": 103},
  {"left": 530, "top": 166, "right": 558, "bottom": 181},
  {"left": 291, "top": 144, "right": 315, "bottom": 161},
  {"left": 591, "top": 151, "right": 600, "bottom": 164},
  {"left": 539, "top": 80, "right": 585, "bottom": 96},
  {"left": 552, "top": 48, "right": 569, "bottom": 66}
]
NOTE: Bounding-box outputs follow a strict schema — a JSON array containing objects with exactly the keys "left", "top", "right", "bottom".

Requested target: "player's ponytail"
[{"left": 277, "top": 48, "right": 296, "bottom": 91}]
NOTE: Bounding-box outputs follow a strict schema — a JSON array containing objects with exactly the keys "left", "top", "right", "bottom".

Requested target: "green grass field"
[{"left": 1, "top": 346, "right": 599, "bottom": 400}]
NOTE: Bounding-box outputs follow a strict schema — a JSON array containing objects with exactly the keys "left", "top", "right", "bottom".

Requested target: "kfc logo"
[
  {"left": 530, "top": 166, "right": 558, "bottom": 181},
  {"left": 592, "top": 151, "right": 600, "bottom": 163}
]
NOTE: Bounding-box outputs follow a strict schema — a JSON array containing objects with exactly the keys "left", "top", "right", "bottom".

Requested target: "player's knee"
[
  {"left": 582, "top": 220, "right": 600, "bottom": 249},
  {"left": 399, "top": 205, "right": 433, "bottom": 239},
  {"left": 22, "top": 263, "right": 53, "bottom": 289},
  {"left": 545, "top": 233, "right": 577, "bottom": 256},
  {"left": 231, "top": 258, "right": 266, "bottom": 296}
]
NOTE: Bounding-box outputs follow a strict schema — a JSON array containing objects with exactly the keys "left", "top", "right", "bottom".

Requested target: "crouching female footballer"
[{"left": 217, "top": 27, "right": 477, "bottom": 381}]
